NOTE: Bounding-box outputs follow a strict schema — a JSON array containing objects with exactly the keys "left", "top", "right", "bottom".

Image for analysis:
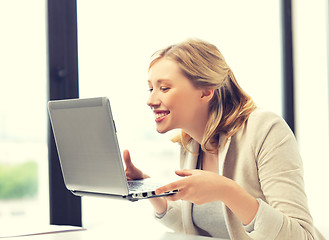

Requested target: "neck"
[
  {"left": 184, "top": 123, "right": 220, "bottom": 153},
  {"left": 184, "top": 128, "right": 204, "bottom": 145},
  {"left": 183, "top": 111, "right": 209, "bottom": 146}
]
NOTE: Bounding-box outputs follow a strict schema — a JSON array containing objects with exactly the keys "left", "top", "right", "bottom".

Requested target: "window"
[
  {"left": 77, "top": 0, "right": 282, "bottom": 230},
  {"left": 292, "top": 0, "right": 329, "bottom": 233},
  {"left": 0, "top": 1, "right": 48, "bottom": 225}
]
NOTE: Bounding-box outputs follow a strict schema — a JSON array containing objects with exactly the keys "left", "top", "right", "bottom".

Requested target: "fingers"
[
  {"left": 155, "top": 180, "right": 183, "bottom": 195},
  {"left": 164, "top": 189, "right": 185, "bottom": 201},
  {"left": 123, "top": 149, "right": 146, "bottom": 180},
  {"left": 175, "top": 169, "right": 194, "bottom": 177},
  {"left": 156, "top": 169, "right": 195, "bottom": 195},
  {"left": 156, "top": 169, "right": 200, "bottom": 202},
  {"left": 123, "top": 149, "right": 133, "bottom": 168}
]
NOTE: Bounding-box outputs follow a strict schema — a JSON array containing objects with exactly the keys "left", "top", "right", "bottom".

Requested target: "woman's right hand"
[
  {"left": 123, "top": 149, "right": 150, "bottom": 180},
  {"left": 124, "top": 149, "right": 167, "bottom": 214}
]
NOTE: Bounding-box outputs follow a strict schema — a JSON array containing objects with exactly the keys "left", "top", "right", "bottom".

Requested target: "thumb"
[
  {"left": 175, "top": 169, "right": 194, "bottom": 177},
  {"left": 123, "top": 149, "right": 134, "bottom": 168}
]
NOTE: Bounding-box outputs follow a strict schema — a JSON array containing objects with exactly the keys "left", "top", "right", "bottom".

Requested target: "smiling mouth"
[{"left": 154, "top": 111, "right": 170, "bottom": 122}]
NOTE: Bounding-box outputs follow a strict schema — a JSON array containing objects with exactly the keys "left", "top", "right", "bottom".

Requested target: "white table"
[{"left": 0, "top": 224, "right": 227, "bottom": 240}]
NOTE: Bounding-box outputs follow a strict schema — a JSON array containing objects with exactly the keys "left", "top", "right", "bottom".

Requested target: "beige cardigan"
[{"left": 155, "top": 109, "right": 325, "bottom": 240}]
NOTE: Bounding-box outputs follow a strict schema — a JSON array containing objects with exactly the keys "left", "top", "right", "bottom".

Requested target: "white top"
[
  {"left": 191, "top": 144, "right": 256, "bottom": 239},
  {"left": 191, "top": 146, "right": 230, "bottom": 238},
  {"left": 192, "top": 201, "right": 230, "bottom": 238}
]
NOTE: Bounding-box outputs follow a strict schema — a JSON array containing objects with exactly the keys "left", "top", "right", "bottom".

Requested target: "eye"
[
  {"left": 148, "top": 88, "right": 153, "bottom": 93},
  {"left": 160, "top": 87, "right": 170, "bottom": 92}
]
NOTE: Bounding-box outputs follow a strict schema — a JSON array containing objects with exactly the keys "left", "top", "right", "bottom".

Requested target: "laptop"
[{"left": 48, "top": 97, "right": 177, "bottom": 201}]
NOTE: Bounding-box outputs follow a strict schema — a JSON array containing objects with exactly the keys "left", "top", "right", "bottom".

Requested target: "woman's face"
[{"left": 147, "top": 58, "right": 206, "bottom": 134}]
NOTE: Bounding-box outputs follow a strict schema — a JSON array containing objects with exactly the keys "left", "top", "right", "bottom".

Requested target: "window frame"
[{"left": 47, "top": 0, "right": 81, "bottom": 227}]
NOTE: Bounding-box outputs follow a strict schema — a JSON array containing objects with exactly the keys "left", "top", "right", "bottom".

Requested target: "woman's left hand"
[{"left": 155, "top": 169, "right": 234, "bottom": 205}]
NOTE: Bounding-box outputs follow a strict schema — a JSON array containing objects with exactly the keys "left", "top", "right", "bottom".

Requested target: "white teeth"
[{"left": 155, "top": 112, "right": 168, "bottom": 119}]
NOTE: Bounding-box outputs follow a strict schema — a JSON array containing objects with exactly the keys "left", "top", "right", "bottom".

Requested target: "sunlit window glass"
[{"left": 0, "top": 1, "right": 48, "bottom": 225}]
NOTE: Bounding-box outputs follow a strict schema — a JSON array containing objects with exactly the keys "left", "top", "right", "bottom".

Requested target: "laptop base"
[{"left": 72, "top": 190, "right": 178, "bottom": 202}]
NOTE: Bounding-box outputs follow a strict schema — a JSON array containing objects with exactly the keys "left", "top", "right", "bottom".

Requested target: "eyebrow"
[{"left": 147, "top": 79, "right": 172, "bottom": 85}]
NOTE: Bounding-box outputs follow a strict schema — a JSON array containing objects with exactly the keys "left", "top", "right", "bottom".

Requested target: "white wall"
[{"left": 292, "top": 0, "right": 329, "bottom": 236}]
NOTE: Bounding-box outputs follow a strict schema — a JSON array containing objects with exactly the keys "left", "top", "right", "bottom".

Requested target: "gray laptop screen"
[{"left": 48, "top": 97, "right": 128, "bottom": 195}]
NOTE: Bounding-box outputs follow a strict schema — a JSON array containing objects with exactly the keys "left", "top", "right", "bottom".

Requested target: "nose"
[{"left": 147, "top": 91, "right": 161, "bottom": 108}]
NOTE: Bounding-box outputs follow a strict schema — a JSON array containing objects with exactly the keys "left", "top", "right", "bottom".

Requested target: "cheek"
[
  {"left": 170, "top": 91, "right": 200, "bottom": 116},
  {"left": 167, "top": 91, "right": 190, "bottom": 108}
]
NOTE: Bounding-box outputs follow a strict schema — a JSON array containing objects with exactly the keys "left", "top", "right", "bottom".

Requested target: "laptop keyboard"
[
  {"left": 127, "top": 180, "right": 162, "bottom": 192},
  {"left": 127, "top": 180, "right": 179, "bottom": 200}
]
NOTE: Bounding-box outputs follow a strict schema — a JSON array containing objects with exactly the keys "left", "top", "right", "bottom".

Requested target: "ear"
[{"left": 200, "top": 88, "right": 215, "bottom": 103}]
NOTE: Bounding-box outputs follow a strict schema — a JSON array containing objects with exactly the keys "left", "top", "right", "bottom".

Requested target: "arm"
[
  {"left": 228, "top": 112, "right": 320, "bottom": 239},
  {"left": 250, "top": 113, "right": 317, "bottom": 239},
  {"left": 221, "top": 180, "right": 259, "bottom": 226},
  {"left": 155, "top": 169, "right": 259, "bottom": 225},
  {"left": 149, "top": 197, "right": 167, "bottom": 215}
]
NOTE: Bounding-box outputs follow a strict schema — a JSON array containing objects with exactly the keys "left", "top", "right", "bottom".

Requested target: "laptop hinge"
[{"left": 71, "top": 190, "right": 138, "bottom": 201}]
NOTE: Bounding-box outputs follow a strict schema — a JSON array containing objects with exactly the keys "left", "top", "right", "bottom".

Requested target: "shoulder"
[
  {"left": 248, "top": 108, "right": 286, "bottom": 126},
  {"left": 246, "top": 108, "right": 293, "bottom": 136},
  {"left": 236, "top": 108, "right": 297, "bottom": 151}
]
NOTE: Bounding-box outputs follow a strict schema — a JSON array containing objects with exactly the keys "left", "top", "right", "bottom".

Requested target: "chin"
[
  {"left": 156, "top": 125, "right": 173, "bottom": 134},
  {"left": 156, "top": 128, "right": 168, "bottom": 134}
]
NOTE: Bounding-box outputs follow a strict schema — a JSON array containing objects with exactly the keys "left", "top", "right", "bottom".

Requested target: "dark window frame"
[
  {"left": 47, "top": 0, "right": 81, "bottom": 227},
  {"left": 281, "top": 0, "right": 295, "bottom": 133}
]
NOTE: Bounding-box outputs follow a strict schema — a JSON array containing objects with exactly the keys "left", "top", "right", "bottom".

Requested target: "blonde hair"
[{"left": 149, "top": 39, "right": 256, "bottom": 153}]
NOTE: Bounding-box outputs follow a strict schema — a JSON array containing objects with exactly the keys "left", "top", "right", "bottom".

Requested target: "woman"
[{"left": 123, "top": 39, "right": 324, "bottom": 239}]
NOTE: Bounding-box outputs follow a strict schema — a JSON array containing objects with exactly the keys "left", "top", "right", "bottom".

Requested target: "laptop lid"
[{"left": 48, "top": 97, "right": 129, "bottom": 197}]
